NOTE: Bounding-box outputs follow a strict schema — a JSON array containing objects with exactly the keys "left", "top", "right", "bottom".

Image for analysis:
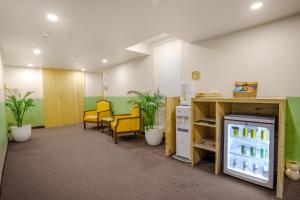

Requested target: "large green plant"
[
  {"left": 128, "top": 90, "right": 164, "bottom": 130},
  {"left": 5, "top": 89, "right": 35, "bottom": 127}
]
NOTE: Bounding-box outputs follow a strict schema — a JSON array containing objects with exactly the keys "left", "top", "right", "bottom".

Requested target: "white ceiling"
[{"left": 0, "top": 0, "right": 300, "bottom": 72}]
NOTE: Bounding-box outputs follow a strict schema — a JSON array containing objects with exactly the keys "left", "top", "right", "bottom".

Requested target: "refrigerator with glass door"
[{"left": 224, "top": 114, "right": 276, "bottom": 189}]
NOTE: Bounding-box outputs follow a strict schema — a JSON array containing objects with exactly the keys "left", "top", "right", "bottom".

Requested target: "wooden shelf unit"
[
  {"left": 190, "top": 97, "right": 286, "bottom": 199},
  {"left": 193, "top": 122, "right": 216, "bottom": 128},
  {"left": 193, "top": 137, "right": 216, "bottom": 152},
  {"left": 165, "top": 97, "right": 286, "bottom": 199},
  {"left": 192, "top": 101, "right": 219, "bottom": 174}
]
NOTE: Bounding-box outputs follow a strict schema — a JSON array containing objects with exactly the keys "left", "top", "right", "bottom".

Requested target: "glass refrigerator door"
[{"left": 226, "top": 123, "right": 272, "bottom": 184}]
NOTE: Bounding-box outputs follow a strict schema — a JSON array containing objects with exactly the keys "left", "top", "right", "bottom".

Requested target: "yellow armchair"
[
  {"left": 83, "top": 100, "right": 112, "bottom": 130},
  {"left": 111, "top": 104, "right": 141, "bottom": 144}
]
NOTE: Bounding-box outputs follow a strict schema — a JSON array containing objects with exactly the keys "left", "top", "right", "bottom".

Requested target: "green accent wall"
[
  {"left": 2, "top": 94, "right": 300, "bottom": 164},
  {"left": 5, "top": 96, "right": 133, "bottom": 127},
  {"left": 5, "top": 96, "right": 134, "bottom": 127},
  {"left": 6, "top": 98, "right": 44, "bottom": 128},
  {"left": 0, "top": 98, "right": 8, "bottom": 182},
  {"left": 85, "top": 96, "right": 103, "bottom": 110},
  {"left": 0, "top": 100, "right": 7, "bottom": 158},
  {"left": 104, "top": 96, "right": 137, "bottom": 114},
  {"left": 286, "top": 97, "right": 300, "bottom": 163},
  {"left": 84, "top": 96, "right": 137, "bottom": 114}
]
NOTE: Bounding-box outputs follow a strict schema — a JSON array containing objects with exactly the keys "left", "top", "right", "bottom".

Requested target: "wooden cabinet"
[
  {"left": 165, "top": 97, "right": 286, "bottom": 199},
  {"left": 43, "top": 69, "right": 84, "bottom": 128},
  {"left": 192, "top": 102, "right": 218, "bottom": 171},
  {"left": 191, "top": 97, "right": 286, "bottom": 199}
]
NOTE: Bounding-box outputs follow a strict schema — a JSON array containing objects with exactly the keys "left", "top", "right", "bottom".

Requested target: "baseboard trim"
[
  {"left": 32, "top": 125, "right": 45, "bottom": 129},
  {"left": 7, "top": 125, "right": 45, "bottom": 133}
]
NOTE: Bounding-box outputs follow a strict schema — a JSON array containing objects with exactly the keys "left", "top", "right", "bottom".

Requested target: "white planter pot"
[
  {"left": 145, "top": 127, "right": 163, "bottom": 146},
  {"left": 285, "top": 169, "right": 300, "bottom": 181},
  {"left": 11, "top": 125, "right": 32, "bottom": 142},
  {"left": 285, "top": 161, "right": 300, "bottom": 181}
]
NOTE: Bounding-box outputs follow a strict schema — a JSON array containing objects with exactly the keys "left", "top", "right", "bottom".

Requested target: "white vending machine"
[{"left": 173, "top": 106, "right": 192, "bottom": 162}]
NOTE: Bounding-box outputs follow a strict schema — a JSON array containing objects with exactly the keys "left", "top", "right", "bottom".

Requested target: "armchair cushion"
[
  {"left": 97, "top": 101, "right": 111, "bottom": 112},
  {"left": 83, "top": 110, "right": 98, "bottom": 122},
  {"left": 111, "top": 114, "right": 130, "bottom": 131},
  {"left": 111, "top": 105, "right": 141, "bottom": 133},
  {"left": 84, "top": 110, "right": 97, "bottom": 116},
  {"left": 97, "top": 100, "right": 112, "bottom": 119},
  {"left": 112, "top": 117, "right": 140, "bottom": 132},
  {"left": 83, "top": 100, "right": 112, "bottom": 125},
  {"left": 84, "top": 115, "right": 98, "bottom": 123},
  {"left": 131, "top": 105, "right": 140, "bottom": 117},
  {"left": 99, "top": 110, "right": 112, "bottom": 119}
]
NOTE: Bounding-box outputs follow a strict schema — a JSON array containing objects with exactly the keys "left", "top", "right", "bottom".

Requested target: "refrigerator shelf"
[
  {"left": 229, "top": 151, "right": 269, "bottom": 163},
  {"left": 227, "top": 167, "right": 269, "bottom": 182},
  {"left": 193, "top": 138, "right": 216, "bottom": 152},
  {"left": 229, "top": 135, "right": 270, "bottom": 145}
]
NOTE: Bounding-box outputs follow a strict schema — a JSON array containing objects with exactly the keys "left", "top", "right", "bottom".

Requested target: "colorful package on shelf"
[
  {"left": 233, "top": 82, "right": 258, "bottom": 97},
  {"left": 234, "top": 82, "right": 248, "bottom": 93},
  {"left": 247, "top": 82, "right": 258, "bottom": 92}
]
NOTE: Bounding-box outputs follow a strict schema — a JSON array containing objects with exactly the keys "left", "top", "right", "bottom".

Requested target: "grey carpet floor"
[{"left": 1, "top": 124, "right": 299, "bottom": 200}]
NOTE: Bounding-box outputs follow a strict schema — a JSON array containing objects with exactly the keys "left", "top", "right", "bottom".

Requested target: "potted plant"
[
  {"left": 5, "top": 89, "right": 34, "bottom": 142},
  {"left": 128, "top": 90, "right": 164, "bottom": 146}
]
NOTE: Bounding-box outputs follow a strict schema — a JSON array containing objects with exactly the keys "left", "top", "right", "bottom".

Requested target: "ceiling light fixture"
[
  {"left": 41, "top": 33, "right": 49, "bottom": 39},
  {"left": 81, "top": 68, "right": 86, "bottom": 72},
  {"left": 28, "top": 63, "right": 34, "bottom": 67},
  {"left": 102, "top": 59, "right": 108, "bottom": 63},
  {"left": 251, "top": 2, "right": 263, "bottom": 10},
  {"left": 33, "top": 48, "right": 41, "bottom": 55},
  {"left": 47, "top": 14, "right": 59, "bottom": 22}
]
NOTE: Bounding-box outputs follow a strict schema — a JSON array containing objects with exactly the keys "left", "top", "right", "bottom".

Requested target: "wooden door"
[{"left": 43, "top": 69, "right": 84, "bottom": 128}]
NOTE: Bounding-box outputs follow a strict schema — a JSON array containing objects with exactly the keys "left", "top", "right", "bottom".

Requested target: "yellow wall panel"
[{"left": 43, "top": 69, "right": 84, "bottom": 128}]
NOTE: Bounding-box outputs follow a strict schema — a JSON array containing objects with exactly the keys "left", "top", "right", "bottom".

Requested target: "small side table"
[{"left": 100, "top": 117, "right": 114, "bottom": 133}]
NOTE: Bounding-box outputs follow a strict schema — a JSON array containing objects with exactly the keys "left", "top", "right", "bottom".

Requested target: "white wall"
[
  {"left": 182, "top": 41, "right": 235, "bottom": 96},
  {"left": 193, "top": 14, "right": 300, "bottom": 97},
  {"left": 155, "top": 39, "right": 183, "bottom": 96},
  {"left": 102, "top": 39, "right": 185, "bottom": 97},
  {"left": 103, "top": 14, "right": 300, "bottom": 98},
  {"left": 4, "top": 66, "right": 103, "bottom": 99},
  {"left": 4, "top": 66, "right": 43, "bottom": 99},
  {"left": 102, "top": 40, "right": 184, "bottom": 128},
  {"left": 84, "top": 72, "right": 103, "bottom": 97},
  {"left": 103, "top": 55, "right": 155, "bottom": 96}
]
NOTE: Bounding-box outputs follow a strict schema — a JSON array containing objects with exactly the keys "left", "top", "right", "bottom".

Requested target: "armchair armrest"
[
  {"left": 112, "top": 114, "right": 131, "bottom": 122},
  {"left": 113, "top": 114, "right": 131, "bottom": 118}
]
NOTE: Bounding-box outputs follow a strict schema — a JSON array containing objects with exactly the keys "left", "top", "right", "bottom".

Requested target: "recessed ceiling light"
[
  {"left": 41, "top": 33, "right": 49, "bottom": 39},
  {"left": 251, "top": 2, "right": 263, "bottom": 10},
  {"left": 33, "top": 48, "right": 41, "bottom": 55},
  {"left": 28, "top": 63, "right": 34, "bottom": 67},
  {"left": 81, "top": 68, "right": 86, "bottom": 71},
  {"left": 102, "top": 59, "right": 108, "bottom": 63},
  {"left": 47, "top": 14, "right": 59, "bottom": 22}
]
